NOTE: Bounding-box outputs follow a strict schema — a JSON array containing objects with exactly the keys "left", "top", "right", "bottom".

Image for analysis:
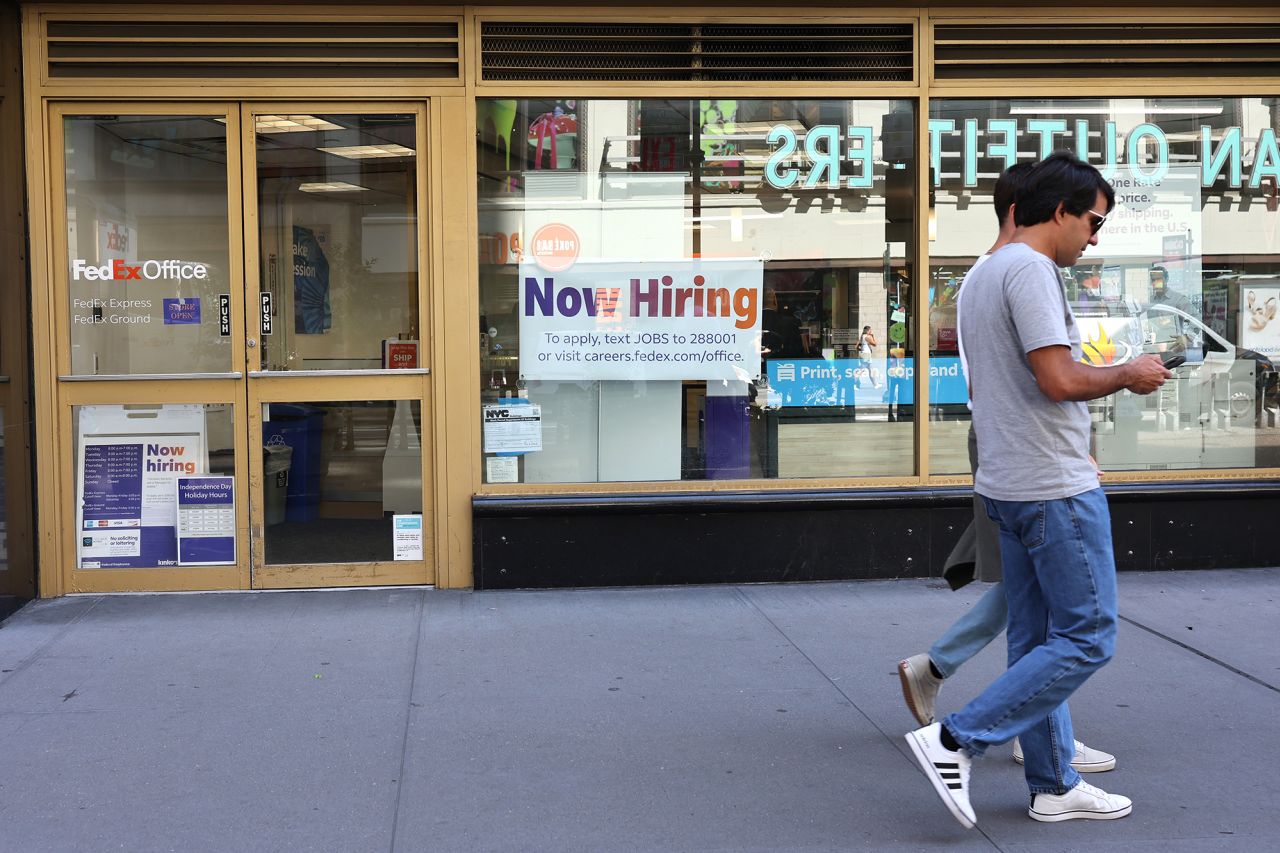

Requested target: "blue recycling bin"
[{"left": 263, "top": 403, "right": 326, "bottom": 522}]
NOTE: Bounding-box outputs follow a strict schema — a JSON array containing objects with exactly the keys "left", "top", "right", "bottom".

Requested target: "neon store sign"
[{"left": 763, "top": 121, "right": 1280, "bottom": 190}]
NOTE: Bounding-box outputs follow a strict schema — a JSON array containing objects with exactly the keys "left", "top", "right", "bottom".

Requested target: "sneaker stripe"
[
  {"left": 934, "top": 761, "right": 959, "bottom": 769},
  {"left": 946, "top": 782, "right": 963, "bottom": 790},
  {"left": 939, "top": 771, "right": 960, "bottom": 780}
]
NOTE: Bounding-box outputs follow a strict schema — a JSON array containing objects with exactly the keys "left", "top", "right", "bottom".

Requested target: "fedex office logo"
[{"left": 72, "top": 259, "right": 209, "bottom": 282}]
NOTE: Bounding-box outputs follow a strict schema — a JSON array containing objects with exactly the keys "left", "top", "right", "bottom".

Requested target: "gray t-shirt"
[{"left": 960, "top": 242, "right": 1098, "bottom": 501}]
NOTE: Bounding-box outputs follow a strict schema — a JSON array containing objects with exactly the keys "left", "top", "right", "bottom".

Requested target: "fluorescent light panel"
[
  {"left": 319, "top": 144, "right": 415, "bottom": 159},
  {"left": 298, "top": 181, "right": 368, "bottom": 193},
  {"left": 255, "top": 115, "right": 343, "bottom": 133}
]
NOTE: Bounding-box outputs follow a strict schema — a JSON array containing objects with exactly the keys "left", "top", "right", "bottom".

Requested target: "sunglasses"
[{"left": 1086, "top": 209, "right": 1108, "bottom": 235}]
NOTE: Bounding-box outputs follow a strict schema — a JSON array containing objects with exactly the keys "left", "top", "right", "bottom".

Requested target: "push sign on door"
[
  {"left": 219, "top": 294, "right": 231, "bottom": 336},
  {"left": 260, "top": 292, "right": 273, "bottom": 335}
]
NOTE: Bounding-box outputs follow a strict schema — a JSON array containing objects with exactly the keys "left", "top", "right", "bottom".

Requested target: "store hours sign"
[{"left": 518, "top": 258, "right": 763, "bottom": 381}]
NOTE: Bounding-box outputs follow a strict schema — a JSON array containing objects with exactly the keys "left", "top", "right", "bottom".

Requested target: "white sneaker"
[
  {"left": 1012, "top": 737, "right": 1116, "bottom": 772},
  {"left": 898, "top": 653, "right": 943, "bottom": 726},
  {"left": 905, "top": 723, "right": 976, "bottom": 829},
  {"left": 1028, "top": 780, "right": 1132, "bottom": 822}
]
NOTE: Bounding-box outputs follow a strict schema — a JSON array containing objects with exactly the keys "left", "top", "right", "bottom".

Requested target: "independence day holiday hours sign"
[{"left": 518, "top": 258, "right": 763, "bottom": 382}]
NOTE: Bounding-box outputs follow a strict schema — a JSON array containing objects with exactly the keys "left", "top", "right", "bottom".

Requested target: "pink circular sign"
[{"left": 529, "top": 223, "right": 580, "bottom": 273}]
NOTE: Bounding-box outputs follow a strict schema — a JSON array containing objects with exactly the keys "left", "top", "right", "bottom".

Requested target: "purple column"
[{"left": 704, "top": 380, "right": 750, "bottom": 479}]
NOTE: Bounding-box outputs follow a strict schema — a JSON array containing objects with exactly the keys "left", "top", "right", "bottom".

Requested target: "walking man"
[
  {"left": 905, "top": 151, "right": 1171, "bottom": 827},
  {"left": 898, "top": 161, "right": 1114, "bottom": 774}
]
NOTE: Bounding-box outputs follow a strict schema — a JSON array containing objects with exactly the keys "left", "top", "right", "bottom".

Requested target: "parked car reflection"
[{"left": 1078, "top": 302, "right": 1278, "bottom": 426}]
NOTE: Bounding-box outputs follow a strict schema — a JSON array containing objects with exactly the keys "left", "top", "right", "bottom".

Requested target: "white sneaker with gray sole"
[
  {"left": 898, "top": 653, "right": 943, "bottom": 726},
  {"left": 1028, "top": 780, "right": 1132, "bottom": 822},
  {"left": 1013, "top": 737, "right": 1116, "bottom": 772}
]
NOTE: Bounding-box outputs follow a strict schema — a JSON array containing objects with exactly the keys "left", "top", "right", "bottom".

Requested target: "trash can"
[
  {"left": 262, "top": 403, "right": 325, "bottom": 522},
  {"left": 263, "top": 441, "right": 293, "bottom": 526}
]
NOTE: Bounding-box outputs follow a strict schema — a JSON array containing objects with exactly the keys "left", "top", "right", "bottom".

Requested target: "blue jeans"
[
  {"left": 942, "top": 488, "right": 1117, "bottom": 795},
  {"left": 929, "top": 582, "right": 1007, "bottom": 679}
]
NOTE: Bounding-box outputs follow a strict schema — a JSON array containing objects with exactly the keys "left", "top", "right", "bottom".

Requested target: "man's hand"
[
  {"left": 1120, "top": 354, "right": 1172, "bottom": 395},
  {"left": 1027, "top": 345, "right": 1171, "bottom": 403}
]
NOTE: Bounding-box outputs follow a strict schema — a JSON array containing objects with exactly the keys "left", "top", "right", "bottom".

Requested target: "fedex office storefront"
[{"left": 16, "top": 2, "right": 1280, "bottom": 596}]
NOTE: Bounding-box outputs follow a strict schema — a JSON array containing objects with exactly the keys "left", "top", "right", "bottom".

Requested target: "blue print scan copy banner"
[
  {"left": 767, "top": 357, "right": 968, "bottom": 407},
  {"left": 76, "top": 405, "right": 207, "bottom": 569},
  {"left": 518, "top": 258, "right": 763, "bottom": 382}
]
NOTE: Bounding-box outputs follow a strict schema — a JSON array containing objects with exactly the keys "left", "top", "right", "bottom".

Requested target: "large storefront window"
[
  {"left": 65, "top": 115, "right": 232, "bottom": 376},
  {"left": 929, "top": 97, "right": 1280, "bottom": 473},
  {"left": 477, "top": 98, "right": 915, "bottom": 483}
]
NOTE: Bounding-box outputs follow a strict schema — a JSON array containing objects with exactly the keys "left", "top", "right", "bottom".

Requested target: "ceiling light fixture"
[
  {"left": 255, "top": 115, "right": 344, "bottom": 133},
  {"left": 318, "top": 144, "right": 415, "bottom": 159},
  {"left": 298, "top": 181, "right": 368, "bottom": 193}
]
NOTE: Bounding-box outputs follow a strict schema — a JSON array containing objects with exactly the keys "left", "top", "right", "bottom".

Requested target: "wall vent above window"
[
  {"left": 933, "top": 23, "right": 1280, "bottom": 82},
  {"left": 43, "top": 18, "right": 461, "bottom": 84},
  {"left": 481, "top": 22, "right": 914, "bottom": 83}
]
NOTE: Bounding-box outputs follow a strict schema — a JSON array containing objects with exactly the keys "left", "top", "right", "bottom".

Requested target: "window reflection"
[{"left": 929, "top": 97, "right": 1280, "bottom": 474}]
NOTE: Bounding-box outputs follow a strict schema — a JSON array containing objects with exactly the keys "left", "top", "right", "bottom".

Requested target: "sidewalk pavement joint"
[{"left": 1118, "top": 613, "right": 1279, "bottom": 694}]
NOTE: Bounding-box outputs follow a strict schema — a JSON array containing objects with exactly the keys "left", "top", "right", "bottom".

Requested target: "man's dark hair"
[
  {"left": 1013, "top": 151, "right": 1115, "bottom": 228},
  {"left": 993, "top": 161, "right": 1037, "bottom": 226}
]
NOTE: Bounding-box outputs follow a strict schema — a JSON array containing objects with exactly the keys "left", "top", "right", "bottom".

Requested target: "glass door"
[
  {"left": 241, "top": 104, "right": 433, "bottom": 588},
  {"left": 56, "top": 104, "right": 249, "bottom": 592},
  {"left": 52, "top": 103, "right": 433, "bottom": 593}
]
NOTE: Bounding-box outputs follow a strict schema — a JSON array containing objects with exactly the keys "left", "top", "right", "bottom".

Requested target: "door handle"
[{"left": 246, "top": 338, "right": 258, "bottom": 348}]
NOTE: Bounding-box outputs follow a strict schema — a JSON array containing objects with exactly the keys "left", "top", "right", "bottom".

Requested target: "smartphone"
[{"left": 1162, "top": 354, "right": 1186, "bottom": 370}]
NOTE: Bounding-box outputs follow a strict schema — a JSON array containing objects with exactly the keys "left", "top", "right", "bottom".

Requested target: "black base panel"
[
  {"left": 0, "top": 596, "right": 30, "bottom": 625},
  {"left": 473, "top": 483, "right": 1280, "bottom": 590}
]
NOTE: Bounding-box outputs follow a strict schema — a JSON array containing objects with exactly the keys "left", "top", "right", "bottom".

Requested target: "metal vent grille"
[
  {"left": 481, "top": 22, "right": 914, "bottom": 82},
  {"left": 934, "top": 24, "right": 1280, "bottom": 81},
  {"left": 44, "top": 19, "right": 461, "bottom": 82}
]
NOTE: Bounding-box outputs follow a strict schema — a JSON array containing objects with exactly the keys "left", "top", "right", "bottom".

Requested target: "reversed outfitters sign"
[
  {"left": 760, "top": 120, "right": 1280, "bottom": 191},
  {"left": 519, "top": 259, "right": 763, "bottom": 381}
]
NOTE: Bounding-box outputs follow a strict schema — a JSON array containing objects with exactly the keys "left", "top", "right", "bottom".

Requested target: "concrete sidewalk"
[{"left": 0, "top": 569, "right": 1276, "bottom": 852}]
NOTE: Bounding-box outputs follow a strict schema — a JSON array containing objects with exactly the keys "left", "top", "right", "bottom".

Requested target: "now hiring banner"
[{"left": 518, "top": 258, "right": 764, "bottom": 382}]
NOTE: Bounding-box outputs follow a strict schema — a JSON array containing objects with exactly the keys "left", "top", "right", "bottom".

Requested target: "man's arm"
[{"left": 1026, "top": 346, "right": 1170, "bottom": 403}]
